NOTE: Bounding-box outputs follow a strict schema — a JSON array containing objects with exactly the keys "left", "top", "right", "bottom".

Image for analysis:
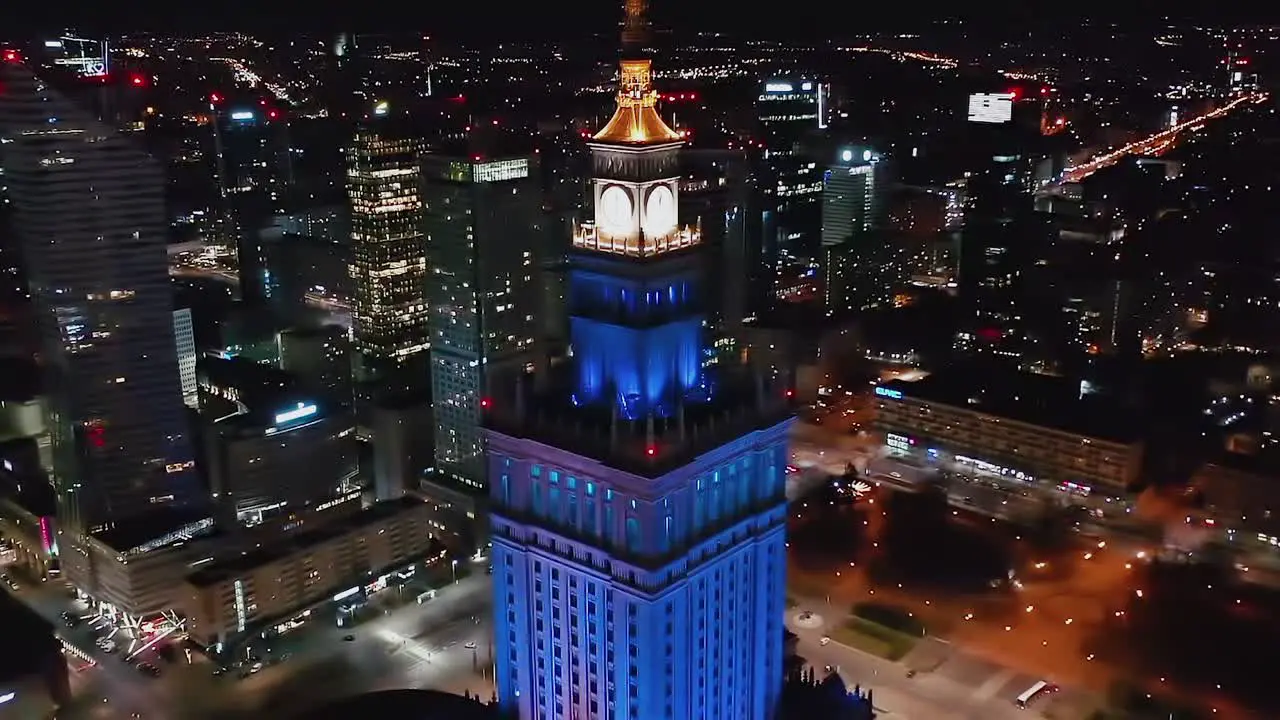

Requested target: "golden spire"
[
  {"left": 592, "top": 0, "right": 682, "bottom": 145},
  {"left": 621, "top": 0, "right": 648, "bottom": 56}
]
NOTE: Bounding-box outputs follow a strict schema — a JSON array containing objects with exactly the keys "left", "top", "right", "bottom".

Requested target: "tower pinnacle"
[
  {"left": 592, "top": 0, "right": 680, "bottom": 145},
  {"left": 621, "top": 0, "right": 649, "bottom": 57}
]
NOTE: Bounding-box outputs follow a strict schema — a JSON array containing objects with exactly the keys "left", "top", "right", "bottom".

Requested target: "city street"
[{"left": 10, "top": 570, "right": 495, "bottom": 719}]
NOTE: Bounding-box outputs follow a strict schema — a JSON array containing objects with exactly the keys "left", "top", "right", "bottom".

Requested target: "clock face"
[
  {"left": 599, "top": 186, "right": 633, "bottom": 231},
  {"left": 644, "top": 184, "right": 675, "bottom": 235}
]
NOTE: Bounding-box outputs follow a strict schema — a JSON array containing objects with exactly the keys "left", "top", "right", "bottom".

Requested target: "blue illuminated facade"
[
  {"left": 487, "top": 5, "right": 792, "bottom": 717},
  {"left": 488, "top": 420, "right": 790, "bottom": 720},
  {"left": 569, "top": 263, "right": 705, "bottom": 418}
]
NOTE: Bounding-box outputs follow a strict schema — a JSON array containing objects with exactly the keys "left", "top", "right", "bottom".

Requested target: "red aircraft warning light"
[
  {"left": 2, "top": 49, "right": 21, "bottom": 63},
  {"left": 210, "top": 92, "right": 223, "bottom": 104},
  {"left": 645, "top": 445, "right": 657, "bottom": 457},
  {"left": 480, "top": 397, "right": 492, "bottom": 410},
  {"left": 130, "top": 74, "right": 146, "bottom": 87}
]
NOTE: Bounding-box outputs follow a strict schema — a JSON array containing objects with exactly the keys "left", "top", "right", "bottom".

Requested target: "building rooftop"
[
  {"left": 879, "top": 369, "right": 1141, "bottom": 445},
  {"left": 92, "top": 506, "right": 216, "bottom": 554},
  {"left": 485, "top": 366, "right": 795, "bottom": 478},
  {"left": 294, "top": 689, "right": 498, "bottom": 720},
  {"left": 186, "top": 496, "right": 426, "bottom": 587}
]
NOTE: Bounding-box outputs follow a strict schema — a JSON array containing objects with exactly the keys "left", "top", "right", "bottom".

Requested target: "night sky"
[{"left": 9, "top": 1, "right": 1280, "bottom": 40}]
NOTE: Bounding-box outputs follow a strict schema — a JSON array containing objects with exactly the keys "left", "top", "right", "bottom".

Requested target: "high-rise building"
[
  {"left": 821, "top": 148, "right": 887, "bottom": 313},
  {"left": 422, "top": 152, "right": 541, "bottom": 491},
  {"left": 486, "top": 4, "right": 792, "bottom": 718},
  {"left": 212, "top": 106, "right": 294, "bottom": 199},
  {"left": 0, "top": 55, "right": 200, "bottom": 577},
  {"left": 173, "top": 308, "right": 199, "bottom": 409},
  {"left": 758, "top": 79, "right": 828, "bottom": 277},
  {"left": 346, "top": 131, "right": 431, "bottom": 411}
]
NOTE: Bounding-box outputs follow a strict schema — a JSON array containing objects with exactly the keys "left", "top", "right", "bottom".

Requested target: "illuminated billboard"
[
  {"left": 967, "top": 93, "right": 1015, "bottom": 124},
  {"left": 47, "top": 34, "right": 109, "bottom": 78},
  {"left": 764, "top": 82, "right": 794, "bottom": 93},
  {"left": 274, "top": 402, "right": 317, "bottom": 426}
]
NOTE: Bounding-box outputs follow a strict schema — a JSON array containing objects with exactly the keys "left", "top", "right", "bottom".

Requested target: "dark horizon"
[{"left": 9, "top": 2, "right": 1280, "bottom": 41}]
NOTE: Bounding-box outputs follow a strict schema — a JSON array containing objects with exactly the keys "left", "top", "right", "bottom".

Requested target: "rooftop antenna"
[{"left": 621, "top": 0, "right": 650, "bottom": 59}]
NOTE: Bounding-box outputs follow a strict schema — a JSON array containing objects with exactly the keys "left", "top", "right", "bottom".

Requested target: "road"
[
  {"left": 1057, "top": 90, "right": 1268, "bottom": 184},
  {"left": 11, "top": 570, "right": 495, "bottom": 720}
]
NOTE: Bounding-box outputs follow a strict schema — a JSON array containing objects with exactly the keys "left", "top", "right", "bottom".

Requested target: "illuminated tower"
[
  {"left": 346, "top": 131, "right": 431, "bottom": 416},
  {"left": 486, "top": 3, "right": 792, "bottom": 719}
]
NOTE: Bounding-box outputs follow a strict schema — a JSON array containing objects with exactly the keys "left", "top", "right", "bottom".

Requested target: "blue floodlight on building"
[{"left": 485, "top": 2, "right": 792, "bottom": 717}]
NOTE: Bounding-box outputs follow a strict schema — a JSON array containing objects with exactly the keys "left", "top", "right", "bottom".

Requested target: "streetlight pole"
[{"left": 451, "top": 559, "right": 458, "bottom": 584}]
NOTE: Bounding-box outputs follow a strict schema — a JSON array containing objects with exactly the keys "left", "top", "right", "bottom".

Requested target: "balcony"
[{"left": 573, "top": 220, "right": 701, "bottom": 259}]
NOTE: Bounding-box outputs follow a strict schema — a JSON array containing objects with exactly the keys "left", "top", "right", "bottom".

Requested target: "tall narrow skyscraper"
[
  {"left": 0, "top": 55, "right": 199, "bottom": 579},
  {"left": 423, "top": 151, "right": 541, "bottom": 491},
  {"left": 486, "top": 4, "right": 793, "bottom": 718},
  {"left": 346, "top": 131, "right": 431, "bottom": 410}
]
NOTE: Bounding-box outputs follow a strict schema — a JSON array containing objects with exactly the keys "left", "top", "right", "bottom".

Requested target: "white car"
[{"left": 819, "top": 636, "right": 831, "bottom": 646}]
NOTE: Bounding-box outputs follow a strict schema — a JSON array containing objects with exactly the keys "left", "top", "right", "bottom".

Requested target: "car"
[
  {"left": 464, "top": 641, "right": 477, "bottom": 650},
  {"left": 819, "top": 636, "right": 830, "bottom": 646},
  {"left": 342, "top": 634, "right": 355, "bottom": 642}
]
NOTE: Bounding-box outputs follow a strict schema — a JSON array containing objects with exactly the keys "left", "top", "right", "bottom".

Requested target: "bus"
[{"left": 1015, "top": 680, "right": 1057, "bottom": 708}]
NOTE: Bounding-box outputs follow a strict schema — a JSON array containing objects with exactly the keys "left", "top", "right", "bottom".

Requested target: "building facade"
[
  {"left": 0, "top": 56, "right": 200, "bottom": 589},
  {"left": 346, "top": 132, "right": 430, "bottom": 403},
  {"left": 174, "top": 308, "right": 199, "bottom": 409},
  {"left": 873, "top": 375, "right": 1144, "bottom": 499},
  {"left": 423, "top": 153, "right": 541, "bottom": 491},
  {"left": 758, "top": 79, "right": 828, "bottom": 280},
  {"left": 204, "top": 401, "right": 357, "bottom": 527},
  {"left": 486, "top": 6, "right": 791, "bottom": 718},
  {"left": 179, "top": 497, "right": 438, "bottom": 649}
]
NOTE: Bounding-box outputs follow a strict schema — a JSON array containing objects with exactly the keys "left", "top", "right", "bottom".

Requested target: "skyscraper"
[
  {"left": 486, "top": 4, "right": 793, "bottom": 718},
  {"left": 0, "top": 55, "right": 199, "bottom": 573},
  {"left": 346, "top": 131, "right": 431, "bottom": 411},
  {"left": 821, "top": 148, "right": 886, "bottom": 314},
  {"left": 423, "top": 151, "right": 541, "bottom": 492}
]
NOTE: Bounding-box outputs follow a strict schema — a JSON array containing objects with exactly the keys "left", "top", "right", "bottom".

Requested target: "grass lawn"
[{"left": 830, "top": 617, "right": 919, "bottom": 661}]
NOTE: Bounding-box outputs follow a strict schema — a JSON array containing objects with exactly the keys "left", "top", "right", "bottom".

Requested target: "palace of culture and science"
[{"left": 485, "top": 1, "right": 795, "bottom": 718}]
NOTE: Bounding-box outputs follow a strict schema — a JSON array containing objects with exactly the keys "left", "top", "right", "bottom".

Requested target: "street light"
[{"left": 451, "top": 559, "right": 458, "bottom": 584}]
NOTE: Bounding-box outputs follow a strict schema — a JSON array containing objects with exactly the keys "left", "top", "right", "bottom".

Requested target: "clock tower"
[
  {"left": 574, "top": 56, "right": 697, "bottom": 256},
  {"left": 567, "top": 0, "right": 704, "bottom": 417},
  {"left": 487, "top": 4, "right": 792, "bottom": 718}
]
